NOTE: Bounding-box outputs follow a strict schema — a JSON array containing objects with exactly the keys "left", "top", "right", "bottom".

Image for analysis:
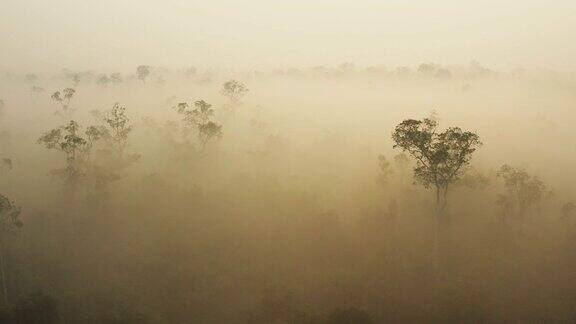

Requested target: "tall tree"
[
  {"left": 391, "top": 118, "right": 482, "bottom": 214},
  {"left": 37, "top": 120, "right": 100, "bottom": 189},
  {"left": 497, "top": 165, "right": 548, "bottom": 223}
]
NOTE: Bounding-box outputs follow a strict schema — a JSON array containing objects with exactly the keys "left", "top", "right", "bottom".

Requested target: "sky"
[{"left": 1, "top": 0, "right": 575, "bottom": 72}]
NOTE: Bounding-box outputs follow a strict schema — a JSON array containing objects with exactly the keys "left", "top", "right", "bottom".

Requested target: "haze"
[
  {"left": 2, "top": 0, "right": 576, "bottom": 72},
  {"left": 1, "top": 1, "right": 576, "bottom": 323}
]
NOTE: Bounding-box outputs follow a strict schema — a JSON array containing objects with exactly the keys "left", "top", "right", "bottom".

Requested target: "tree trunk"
[
  {"left": 438, "top": 184, "right": 449, "bottom": 219},
  {"left": 0, "top": 240, "right": 9, "bottom": 306},
  {"left": 435, "top": 185, "right": 441, "bottom": 212},
  {"left": 432, "top": 185, "right": 442, "bottom": 271},
  {"left": 433, "top": 185, "right": 450, "bottom": 274}
]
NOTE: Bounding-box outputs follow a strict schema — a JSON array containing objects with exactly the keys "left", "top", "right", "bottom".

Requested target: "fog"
[
  {"left": 1, "top": 2, "right": 576, "bottom": 324},
  {"left": 3, "top": 0, "right": 576, "bottom": 72}
]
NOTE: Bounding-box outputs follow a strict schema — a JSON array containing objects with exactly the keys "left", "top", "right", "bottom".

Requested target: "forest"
[{"left": 0, "top": 62, "right": 575, "bottom": 323}]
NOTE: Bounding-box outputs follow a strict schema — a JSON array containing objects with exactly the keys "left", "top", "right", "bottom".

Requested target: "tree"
[
  {"left": 497, "top": 165, "right": 548, "bottom": 222},
  {"left": 110, "top": 73, "right": 122, "bottom": 84},
  {"left": 221, "top": 80, "right": 248, "bottom": 105},
  {"left": 197, "top": 121, "right": 222, "bottom": 150},
  {"left": 51, "top": 88, "right": 76, "bottom": 119},
  {"left": 562, "top": 202, "right": 575, "bottom": 219},
  {"left": 457, "top": 169, "right": 490, "bottom": 190},
  {"left": 0, "top": 194, "right": 22, "bottom": 306},
  {"left": 393, "top": 153, "right": 410, "bottom": 184},
  {"left": 96, "top": 74, "right": 110, "bottom": 87},
  {"left": 417, "top": 63, "right": 439, "bottom": 76},
  {"left": 391, "top": 118, "right": 482, "bottom": 214},
  {"left": 0, "top": 159, "right": 11, "bottom": 172},
  {"left": 0, "top": 103, "right": 12, "bottom": 176},
  {"left": 25, "top": 73, "right": 38, "bottom": 84},
  {"left": 173, "top": 100, "right": 222, "bottom": 150},
  {"left": 377, "top": 154, "right": 393, "bottom": 186},
  {"left": 37, "top": 120, "right": 100, "bottom": 188},
  {"left": 85, "top": 104, "right": 139, "bottom": 202},
  {"left": 68, "top": 72, "right": 81, "bottom": 86},
  {"left": 91, "top": 103, "right": 136, "bottom": 159},
  {"left": 136, "top": 65, "right": 150, "bottom": 83},
  {"left": 31, "top": 86, "right": 44, "bottom": 99}
]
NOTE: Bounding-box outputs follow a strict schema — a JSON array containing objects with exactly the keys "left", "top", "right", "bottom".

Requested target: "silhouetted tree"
[
  {"left": 497, "top": 165, "right": 548, "bottom": 222},
  {"left": 562, "top": 202, "right": 575, "bottom": 219},
  {"left": 25, "top": 74, "right": 38, "bottom": 84},
  {"left": 136, "top": 65, "right": 150, "bottom": 83},
  {"left": 110, "top": 73, "right": 123, "bottom": 84},
  {"left": 221, "top": 80, "right": 248, "bottom": 105},
  {"left": 377, "top": 154, "right": 393, "bottom": 186},
  {"left": 173, "top": 100, "right": 222, "bottom": 150},
  {"left": 31, "top": 86, "right": 44, "bottom": 98},
  {"left": 96, "top": 74, "right": 110, "bottom": 87},
  {"left": 392, "top": 118, "right": 482, "bottom": 214},
  {"left": 51, "top": 88, "right": 76, "bottom": 119},
  {"left": 37, "top": 120, "right": 100, "bottom": 188},
  {"left": 91, "top": 103, "right": 136, "bottom": 159},
  {"left": 418, "top": 63, "right": 439, "bottom": 76}
]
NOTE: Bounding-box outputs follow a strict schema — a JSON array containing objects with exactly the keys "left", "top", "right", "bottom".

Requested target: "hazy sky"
[{"left": 1, "top": 0, "right": 575, "bottom": 72}]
